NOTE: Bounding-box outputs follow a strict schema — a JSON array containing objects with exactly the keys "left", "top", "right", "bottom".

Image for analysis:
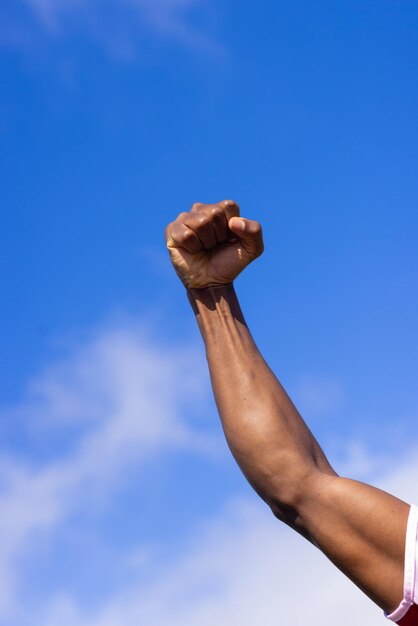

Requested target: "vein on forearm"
[{"left": 188, "top": 284, "right": 335, "bottom": 517}]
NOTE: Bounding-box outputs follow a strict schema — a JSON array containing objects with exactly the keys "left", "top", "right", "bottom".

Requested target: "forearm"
[{"left": 188, "top": 284, "right": 335, "bottom": 521}]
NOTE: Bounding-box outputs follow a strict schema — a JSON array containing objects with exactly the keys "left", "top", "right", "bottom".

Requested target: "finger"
[
  {"left": 182, "top": 213, "right": 217, "bottom": 250},
  {"left": 210, "top": 206, "right": 229, "bottom": 243},
  {"left": 189, "top": 203, "right": 219, "bottom": 244},
  {"left": 228, "top": 217, "right": 264, "bottom": 258},
  {"left": 190, "top": 202, "right": 206, "bottom": 214},
  {"left": 190, "top": 201, "right": 239, "bottom": 243},
  {"left": 218, "top": 199, "right": 240, "bottom": 222},
  {"left": 190, "top": 200, "right": 240, "bottom": 223},
  {"left": 165, "top": 221, "right": 203, "bottom": 253},
  {"left": 218, "top": 200, "right": 240, "bottom": 241}
]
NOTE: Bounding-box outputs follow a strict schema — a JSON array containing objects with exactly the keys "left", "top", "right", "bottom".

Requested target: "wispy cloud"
[
  {"left": 0, "top": 0, "right": 219, "bottom": 59},
  {"left": 0, "top": 320, "right": 217, "bottom": 620},
  {"left": 35, "top": 451, "right": 418, "bottom": 626},
  {"left": 1, "top": 316, "right": 417, "bottom": 626}
]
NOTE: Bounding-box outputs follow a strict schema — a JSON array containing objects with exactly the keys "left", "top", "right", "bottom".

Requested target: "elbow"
[
  {"left": 255, "top": 461, "right": 315, "bottom": 519},
  {"left": 266, "top": 465, "right": 336, "bottom": 536}
]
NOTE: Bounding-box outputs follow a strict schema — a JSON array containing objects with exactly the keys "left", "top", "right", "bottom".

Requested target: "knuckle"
[
  {"left": 196, "top": 215, "right": 209, "bottom": 227},
  {"left": 210, "top": 207, "right": 223, "bottom": 219},
  {"left": 164, "top": 222, "right": 173, "bottom": 237},
  {"left": 182, "top": 228, "right": 195, "bottom": 241},
  {"left": 191, "top": 202, "right": 205, "bottom": 211},
  {"left": 176, "top": 212, "right": 189, "bottom": 222},
  {"left": 254, "top": 221, "right": 262, "bottom": 233},
  {"left": 221, "top": 199, "right": 239, "bottom": 209}
]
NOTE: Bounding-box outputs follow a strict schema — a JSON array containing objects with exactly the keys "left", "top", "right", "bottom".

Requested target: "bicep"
[{"left": 298, "top": 473, "right": 410, "bottom": 614}]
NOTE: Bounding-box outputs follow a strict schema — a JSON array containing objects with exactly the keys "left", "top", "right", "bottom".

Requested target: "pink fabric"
[{"left": 386, "top": 505, "right": 418, "bottom": 624}]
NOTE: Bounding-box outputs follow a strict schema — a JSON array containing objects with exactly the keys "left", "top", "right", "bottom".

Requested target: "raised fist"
[{"left": 165, "top": 200, "right": 264, "bottom": 289}]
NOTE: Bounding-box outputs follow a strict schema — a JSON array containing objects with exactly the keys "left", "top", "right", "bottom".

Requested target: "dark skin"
[{"left": 165, "top": 200, "right": 410, "bottom": 615}]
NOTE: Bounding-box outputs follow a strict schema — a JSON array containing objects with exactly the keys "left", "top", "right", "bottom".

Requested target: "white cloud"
[
  {"left": 38, "top": 451, "right": 418, "bottom": 626},
  {"left": 0, "top": 320, "right": 217, "bottom": 619},
  {"left": 1, "top": 317, "right": 417, "bottom": 626},
  {"left": 0, "top": 0, "right": 219, "bottom": 59}
]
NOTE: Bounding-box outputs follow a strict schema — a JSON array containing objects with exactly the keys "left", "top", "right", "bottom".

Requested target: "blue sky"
[{"left": 1, "top": 1, "right": 418, "bottom": 624}]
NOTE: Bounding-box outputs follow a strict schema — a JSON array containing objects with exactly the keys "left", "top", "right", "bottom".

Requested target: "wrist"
[
  {"left": 187, "top": 283, "right": 235, "bottom": 314},
  {"left": 187, "top": 282, "right": 234, "bottom": 298},
  {"left": 187, "top": 283, "right": 248, "bottom": 342}
]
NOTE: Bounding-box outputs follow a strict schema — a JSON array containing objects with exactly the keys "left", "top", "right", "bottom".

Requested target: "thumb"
[{"left": 228, "top": 217, "right": 264, "bottom": 258}]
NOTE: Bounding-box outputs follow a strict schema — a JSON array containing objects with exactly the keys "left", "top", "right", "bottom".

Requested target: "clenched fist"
[{"left": 165, "top": 200, "right": 264, "bottom": 289}]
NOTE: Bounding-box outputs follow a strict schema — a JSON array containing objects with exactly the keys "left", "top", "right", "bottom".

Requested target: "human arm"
[{"left": 165, "top": 200, "right": 410, "bottom": 615}]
